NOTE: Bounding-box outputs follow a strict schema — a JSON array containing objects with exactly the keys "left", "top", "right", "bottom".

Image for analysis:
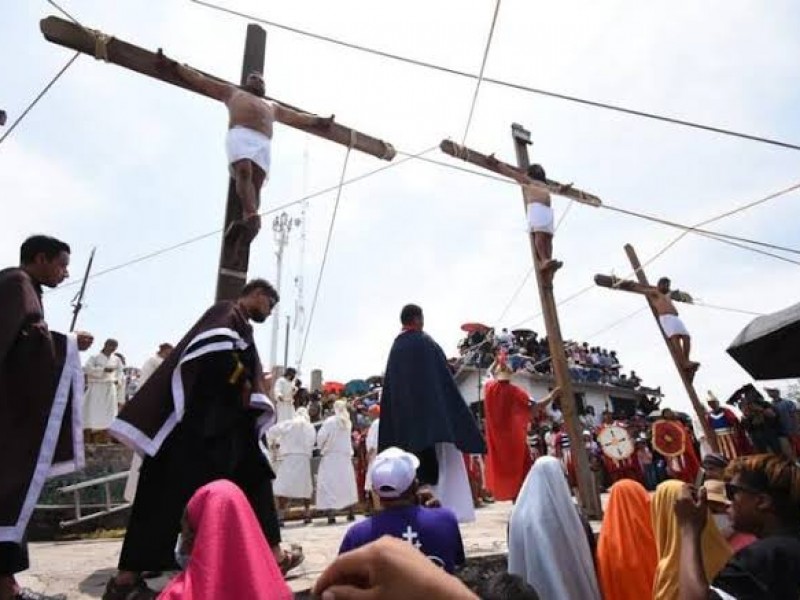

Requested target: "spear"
[{"left": 69, "top": 247, "right": 96, "bottom": 332}]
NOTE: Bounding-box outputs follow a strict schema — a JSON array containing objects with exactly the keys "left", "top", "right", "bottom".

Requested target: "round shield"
[
  {"left": 651, "top": 419, "right": 686, "bottom": 457},
  {"left": 597, "top": 424, "right": 634, "bottom": 461}
]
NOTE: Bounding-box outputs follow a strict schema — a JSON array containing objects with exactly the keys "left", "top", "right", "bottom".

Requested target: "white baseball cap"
[{"left": 369, "top": 447, "right": 420, "bottom": 498}]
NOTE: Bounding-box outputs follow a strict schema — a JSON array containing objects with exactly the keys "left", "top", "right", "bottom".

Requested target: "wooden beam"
[
  {"left": 621, "top": 244, "right": 719, "bottom": 452},
  {"left": 511, "top": 124, "right": 603, "bottom": 518},
  {"left": 440, "top": 138, "right": 602, "bottom": 207},
  {"left": 215, "top": 24, "right": 266, "bottom": 302},
  {"left": 40, "top": 16, "right": 396, "bottom": 161}
]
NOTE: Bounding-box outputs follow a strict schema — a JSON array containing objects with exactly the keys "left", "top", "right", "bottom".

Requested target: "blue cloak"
[{"left": 378, "top": 330, "right": 485, "bottom": 455}]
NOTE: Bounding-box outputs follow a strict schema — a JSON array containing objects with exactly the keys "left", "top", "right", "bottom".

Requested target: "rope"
[
  {"left": 191, "top": 0, "right": 800, "bottom": 152},
  {"left": 461, "top": 0, "right": 502, "bottom": 145},
  {"left": 0, "top": 52, "right": 80, "bottom": 147},
  {"left": 46, "top": 0, "right": 114, "bottom": 61},
  {"left": 298, "top": 141, "right": 355, "bottom": 364},
  {"left": 495, "top": 267, "right": 534, "bottom": 324},
  {"left": 52, "top": 144, "right": 438, "bottom": 292}
]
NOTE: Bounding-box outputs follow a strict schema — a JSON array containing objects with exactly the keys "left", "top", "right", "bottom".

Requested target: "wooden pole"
[
  {"left": 511, "top": 124, "right": 602, "bottom": 517},
  {"left": 39, "top": 16, "right": 396, "bottom": 161},
  {"left": 622, "top": 244, "right": 719, "bottom": 451},
  {"left": 214, "top": 24, "right": 267, "bottom": 300}
]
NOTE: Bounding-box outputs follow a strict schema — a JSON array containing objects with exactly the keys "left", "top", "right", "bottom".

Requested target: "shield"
[
  {"left": 597, "top": 425, "right": 634, "bottom": 461},
  {"left": 651, "top": 419, "right": 686, "bottom": 457},
  {"left": 727, "top": 301, "right": 800, "bottom": 380},
  {"left": 461, "top": 322, "right": 490, "bottom": 333}
]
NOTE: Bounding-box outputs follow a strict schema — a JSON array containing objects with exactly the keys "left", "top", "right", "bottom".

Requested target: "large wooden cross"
[
  {"left": 594, "top": 244, "right": 719, "bottom": 451},
  {"left": 40, "top": 16, "right": 396, "bottom": 300},
  {"left": 441, "top": 128, "right": 603, "bottom": 517}
]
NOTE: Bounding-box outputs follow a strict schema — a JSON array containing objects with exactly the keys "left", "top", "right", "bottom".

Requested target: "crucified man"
[
  {"left": 649, "top": 276, "right": 700, "bottom": 380},
  {"left": 163, "top": 54, "right": 333, "bottom": 247},
  {"left": 488, "top": 157, "right": 562, "bottom": 276}
]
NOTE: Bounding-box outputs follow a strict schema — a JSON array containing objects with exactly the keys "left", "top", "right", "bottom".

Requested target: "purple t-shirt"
[{"left": 338, "top": 505, "right": 465, "bottom": 573}]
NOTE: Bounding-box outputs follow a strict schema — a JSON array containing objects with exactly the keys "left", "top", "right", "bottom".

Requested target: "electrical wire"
[
  {"left": 461, "top": 0, "right": 502, "bottom": 144},
  {"left": 190, "top": 0, "right": 800, "bottom": 152},
  {"left": 0, "top": 52, "right": 80, "bottom": 147},
  {"left": 52, "top": 144, "right": 438, "bottom": 292},
  {"left": 298, "top": 144, "right": 354, "bottom": 363}
]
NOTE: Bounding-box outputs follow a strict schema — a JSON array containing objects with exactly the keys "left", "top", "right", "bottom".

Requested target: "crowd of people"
[
  {"left": 3, "top": 235, "right": 800, "bottom": 600},
  {"left": 455, "top": 325, "right": 648, "bottom": 389}
]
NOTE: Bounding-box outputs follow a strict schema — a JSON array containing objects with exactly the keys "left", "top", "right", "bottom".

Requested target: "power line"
[
  {"left": 0, "top": 52, "right": 80, "bottom": 147},
  {"left": 298, "top": 144, "right": 354, "bottom": 364},
  {"left": 461, "top": 0, "right": 502, "bottom": 145},
  {"left": 51, "top": 144, "right": 438, "bottom": 292},
  {"left": 190, "top": 0, "right": 800, "bottom": 152},
  {"left": 495, "top": 266, "right": 534, "bottom": 324},
  {"left": 402, "top": 149, "right": 800, "bottom": 261}
]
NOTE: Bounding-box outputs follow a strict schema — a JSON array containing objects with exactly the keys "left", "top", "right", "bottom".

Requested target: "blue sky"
[{"left": 2, "top": 0, "right": 799, "bottom": 411}]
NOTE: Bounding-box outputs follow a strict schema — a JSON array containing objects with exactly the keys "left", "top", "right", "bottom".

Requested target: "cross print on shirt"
[{"left": 401, "top": 525, "right": 422, "bottom": 549}]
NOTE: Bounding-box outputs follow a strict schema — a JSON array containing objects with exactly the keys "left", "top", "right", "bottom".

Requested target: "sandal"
[
  {"left": 278, "top": 544, "right": 305, "bottom": 576},
  {"left": 101, "top": 577, "right": 157, "bottom": 600}
]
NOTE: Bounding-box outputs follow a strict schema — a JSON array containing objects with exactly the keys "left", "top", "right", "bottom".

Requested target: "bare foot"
[
  {"left": 538, "top": 259, "right": 563, "bottom": 274},
  {"left": 684, "top": 362, "right": 700, "bottom": 382}
]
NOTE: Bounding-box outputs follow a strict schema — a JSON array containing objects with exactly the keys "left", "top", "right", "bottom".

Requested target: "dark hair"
[
  {"left": 20, "top": 235, "right": 70, "bottom": 265},
  {"left": 477, "top": 573, "right": 540, "bottom": 600},
  {"left": 526, "top": 163, "right": 547, "bottom": 183},
  {"left": 240, "top": 278, "right": 279, "bottom": 302},
  {"left": 400, "top": 303, "right": 423, "bottom": 326},
  {"left": 727, "top": 454, "right": 800, "bottom": 524},
  {"left": 285, "top": 368, "right": 297, "bottom": 378},
  {"left": 657, "top": 277, "right": 670, "bottom": 287}
]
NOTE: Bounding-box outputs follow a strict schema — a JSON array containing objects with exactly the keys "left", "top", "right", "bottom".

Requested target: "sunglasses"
[{"left": 725, "top": 482, "right": 762, "bottom": 501}]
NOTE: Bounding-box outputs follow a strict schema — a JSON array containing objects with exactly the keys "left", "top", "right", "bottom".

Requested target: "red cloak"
[{"left": 483, "top": 379, "right": 531, "bottom": 500}]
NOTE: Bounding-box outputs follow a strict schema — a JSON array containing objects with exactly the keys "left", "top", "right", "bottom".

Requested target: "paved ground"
[{"left": 17, "top": 501, "right": 522, "bottom": 598}]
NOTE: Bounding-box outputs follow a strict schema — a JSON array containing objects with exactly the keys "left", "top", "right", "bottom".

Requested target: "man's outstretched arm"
[
  {"left": 274, "top": 104, "right": 333, "bottom": 129},
  {"left": 173, "top": 62, "right": 234, "bottom": 103}
]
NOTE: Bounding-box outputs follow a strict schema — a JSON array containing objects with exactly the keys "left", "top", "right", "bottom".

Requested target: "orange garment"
[
  {"left": 651, "top": 480, "right": 732, "bottom": 600},
  {"left": 484, "top": 380, "right": 532, "bottom": 501},
  {"left": 597, "top": 480, "right": 658, "bottom": 600}
]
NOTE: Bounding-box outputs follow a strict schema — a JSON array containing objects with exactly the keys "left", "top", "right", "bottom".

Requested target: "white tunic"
[
  {"left": 123, "top": 354, "right": 163, "bottom": 502},
  {"left": 274, "top": 376, "right": 296, "bottom": 423},
  {"left": 271, "top": 419, "right": 316, "bottom": 499},
  {"left": 364, "top": 418, "right": 380, "bottom": 491},
  {"left": 83, "top": 353, "right": 122, "bottom": 430},
  {"left": 315, "top": 416, "right": 358, "bottom": 510}
]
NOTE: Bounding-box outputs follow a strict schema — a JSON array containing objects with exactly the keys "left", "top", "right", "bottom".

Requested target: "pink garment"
[
  {"left": 159, "top": 480, "right": 291, "bottom": 600},
  {"left": 728, "top": 531, "right": 757, "bottom": 553}
]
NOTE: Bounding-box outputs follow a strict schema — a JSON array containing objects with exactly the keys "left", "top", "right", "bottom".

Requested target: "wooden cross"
[
  {"left": 594, "top": 244, "right": 719, "bottom": 451},
  {"left": 440, "top": 127, "right": 603, "bottom": 517},
  {"left": 40, "top": 16, "right": 396, "bottom": 301}
]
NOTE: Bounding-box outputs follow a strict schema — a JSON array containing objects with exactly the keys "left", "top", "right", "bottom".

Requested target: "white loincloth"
[
  {"left": 226, "top": 126, "right": 272, "bottom": 177},
  {"left": 273, "top": 453, "right": 313, "bottom": 499},
  {"left": 316, "top": 452, "right": 358, "bottom": 510},
  {"left": 527, "top": 203, "right": 554, "bottom": 234},
  {"left": 431, "top": 443, "right": 475, "bottom": 523},
  {"left": 659, "top": 314, "right": 690, "bottom": 338}
]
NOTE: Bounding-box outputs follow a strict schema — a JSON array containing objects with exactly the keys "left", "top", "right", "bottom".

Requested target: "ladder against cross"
[
  {"left": 594, "top": 244, "right": 719, "bottom": 452},
  {"left": 40, "top": 16, "right": 396, "bottom": 300}
]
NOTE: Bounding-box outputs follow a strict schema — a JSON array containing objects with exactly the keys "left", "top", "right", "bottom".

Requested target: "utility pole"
[
  {"left": 283, "top": 315, "right": 291, "bottom": 369},
  {"left": 594, "top": 244, "right": 719, "bottom": 451},
  {"left": 270, "top": 211, "right": 298, "bottom": 368}
]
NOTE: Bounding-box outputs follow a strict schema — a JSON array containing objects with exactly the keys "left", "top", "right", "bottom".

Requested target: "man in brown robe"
[
  {"left": 103, "top": 279, "right": 302, "bottom": 600},
  {"left": 0, "top": 235, "right": 93, "bottom": 600}
]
